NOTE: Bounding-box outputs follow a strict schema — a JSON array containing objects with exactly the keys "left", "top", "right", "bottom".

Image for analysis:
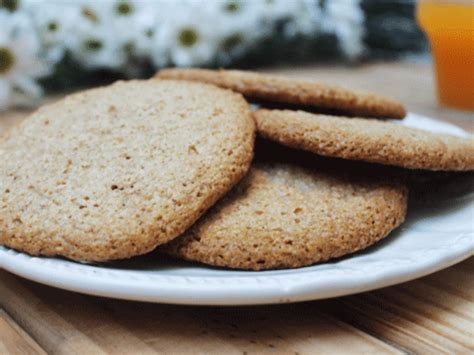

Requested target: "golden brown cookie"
[
  {"left": 163, "top": 144, "right": 408, "bottom": 270},
  {"left": 0, "top": 79, "right": 255, "bottom": 262},
  {"left": 255, "top": 109, "right": 474, "bottom": 171},
  {"left": 155, "top": 68, "right": 406, "bottom": 119}
]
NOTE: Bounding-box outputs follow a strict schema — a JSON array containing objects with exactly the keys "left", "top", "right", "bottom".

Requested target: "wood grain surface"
[
  {"left": 0, "top": 310, "right": 45, "bottom": 355},
  {"left": 0, "top": 62, "right": 473, "bottom": 354}
]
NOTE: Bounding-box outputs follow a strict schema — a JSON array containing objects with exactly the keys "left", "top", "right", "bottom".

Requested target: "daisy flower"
[
  {"left": 65, "top": 1, "right": 126, "bottom": 71},
  {"left": 67, "top": 21, "right": 127, "bottom": 71},
  {"left": 265, "top": 0, "right": 321, "bottom": 38},
  {"left": 24, "top": 0, "right": 79, "bottom": 64},
  {"left": 0, "top": 9, "right": 50, "bottom": 110},
  {"left": 212, "top": 0, "right": 268, "bottom": 65},
  {"left": 321, "top": 0, "right": 365, "bottom": 60},
  {"left": 152, "top": 1, "right": 219, "bottom": 67},
  {"left": 111, "top": 0, "right": 159, "bottom": 61}
]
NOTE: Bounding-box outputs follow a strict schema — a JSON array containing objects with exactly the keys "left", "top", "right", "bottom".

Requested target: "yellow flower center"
[
  {"left": 116, "top": 1, "right": 133, "bottom": 15},
  {"left": 0, "top": 47, "right": 15, "bottom": 75},
  {"left": 84, "top": 39, "right": 103, "bottom": 51},
  {"left": 223, "top": 34, "right": 243, "bottom": 51},
  {"left": 82, "top": 7, "right": 99, "bottom": 23},
  {"left": 224, "top": 1, "right": 240, "bottom": 13},
  {"left": 47, "top": 21, "right": 58, "bottom": 32},
  {"left": 178, "top": 28, "right": 199, "bottom": 47}
]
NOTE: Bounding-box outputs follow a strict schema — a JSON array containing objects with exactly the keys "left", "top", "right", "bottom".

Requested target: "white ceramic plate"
[{"left": 1, "top": 113, "right": 473, "bottom": 305}]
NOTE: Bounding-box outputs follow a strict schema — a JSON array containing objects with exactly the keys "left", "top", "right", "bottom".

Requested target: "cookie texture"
[
  {"left": 255, "top": 109, "right": 474, "bottom": 171},
  {"left": 156, "top": 68, "right": 406, "bottom": 119},
  {"left": 0, "top": 79, "right": 255, "bottom": 262},
  {"left": 163, "top": 143, "right": 408, "bottom": 270}
]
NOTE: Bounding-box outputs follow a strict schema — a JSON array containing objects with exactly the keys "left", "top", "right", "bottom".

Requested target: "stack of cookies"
[{"left": 1, "top": 69, "right": 473, "bottom": 270}]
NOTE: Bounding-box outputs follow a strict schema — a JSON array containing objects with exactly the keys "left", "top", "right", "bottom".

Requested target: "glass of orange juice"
[{"left": 417, "top": 0, "right": 474, "bottom": 112}]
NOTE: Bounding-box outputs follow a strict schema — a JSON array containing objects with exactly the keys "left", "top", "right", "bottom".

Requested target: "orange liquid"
[{"left": 417, "top": 1, "right": 474, "bottom": 111}]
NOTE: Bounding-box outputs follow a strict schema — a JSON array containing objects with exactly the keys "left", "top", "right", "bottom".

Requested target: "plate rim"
[{"left": 1, "top": 233, "right": 472, "bottom": 305}]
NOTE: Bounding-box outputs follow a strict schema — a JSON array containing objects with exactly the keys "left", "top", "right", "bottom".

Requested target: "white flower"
[
  {"left": 67, "top": 21, "right": 126, "bottom": 70},
  {"left": 110, "top": 0, "right": 159, "bottom": 60},
  {"left": 0, "top": 10, "right": 50, "bottom": 110},
  {"left": 321, "top": 0, "right": 365, "bottom": 60},
  {"left": 64, "top": 0, "right": 159, "bottom": 72},
  {"left": 211, "top": 0, "right": 268, "bottom": 65},
  {"left": 262, "top": 0, "right": 321, "bottom": 37},
  {"left": 65, "top": 1, "right": 126, "bottom": 71},
  {"left": 23, "top": 1, "right": 79, "bottom": 64},
  {"left": 152, "top": 1, "right": 219, "bottom": 67}
]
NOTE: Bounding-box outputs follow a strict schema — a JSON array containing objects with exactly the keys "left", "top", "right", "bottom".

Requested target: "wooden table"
[{"left": 0, "top": 63, "right": 473, "bottom": 354}]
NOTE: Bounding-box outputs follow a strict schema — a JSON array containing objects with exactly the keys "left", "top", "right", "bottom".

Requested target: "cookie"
[
  {"left": 163, "top": 143, "right": 408, "bottom": 270},
  {"left": 0, "top": 79, "right": 255, "bottom": 262},
  {"left": 155, "top": 68, "right": 406, "bottom": 119},
  {"left": 255, "top": 109, "right": 474, "bottom": 171}
]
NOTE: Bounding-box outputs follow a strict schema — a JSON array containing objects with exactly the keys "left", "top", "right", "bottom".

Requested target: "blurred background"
[{"left": 0, "top": 0, "right": 432, "bottom": 110}]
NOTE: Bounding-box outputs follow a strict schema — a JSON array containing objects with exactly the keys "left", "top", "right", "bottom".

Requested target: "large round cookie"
[
  {"left": 156, "top": 68, "right": 406, "bottom": 119},
  {"left": 163, "top": 144, "right": 408, "bottom": 270},
  {"left": 255, "top": 109, "right": 474, "bottom": 171},
  {"left": 0, "top": 79, "right": 255, "bottom": 262}
]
